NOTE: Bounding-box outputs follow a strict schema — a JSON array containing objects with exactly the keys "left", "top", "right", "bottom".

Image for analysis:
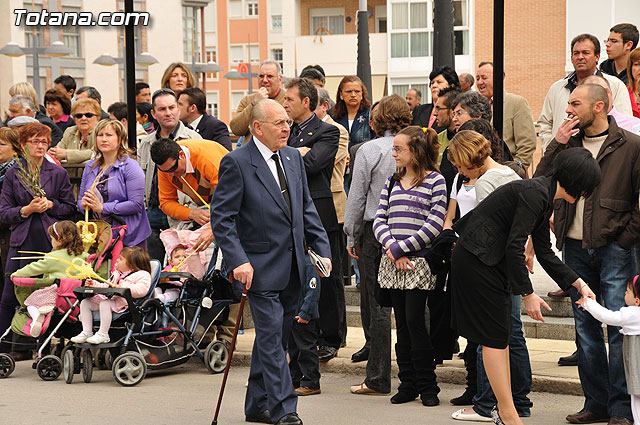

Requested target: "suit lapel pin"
[
  {"left": 286, "top": 156, "right": 290, "bottom": 160},
  {"left": 308, "top": 132, "right": 313, "bottom": 135},
  {"left": 299, "top": 138, "right": 303, "bottom": 142}
]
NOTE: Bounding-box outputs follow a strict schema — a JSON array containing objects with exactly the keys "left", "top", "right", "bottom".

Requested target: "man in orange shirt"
[{"left": 151, "top": 137, "right": 228, "bottom": 250}]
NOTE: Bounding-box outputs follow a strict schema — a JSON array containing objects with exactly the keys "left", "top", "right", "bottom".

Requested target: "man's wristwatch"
[
  {"left": 19, "top": 207, "right": 27, "bottom": 218},
  {"left": 521, "top": 290, "right": 534, "bottom": 297}
]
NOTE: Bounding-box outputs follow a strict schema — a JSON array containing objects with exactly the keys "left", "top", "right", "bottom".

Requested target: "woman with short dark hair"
[
  {"left": 44, "top": 87, "right": 74, "bottom": 133},
  {"left": 450, "top": 147, "right": 600, "bottom": 424}
]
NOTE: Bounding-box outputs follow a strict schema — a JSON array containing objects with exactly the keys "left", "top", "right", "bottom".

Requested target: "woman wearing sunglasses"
[{"left": 49, "top": 98, "right": 101, "bottom": 165}]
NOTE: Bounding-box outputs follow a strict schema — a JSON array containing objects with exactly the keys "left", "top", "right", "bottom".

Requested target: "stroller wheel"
[
  {"left": 205, "top": 340, "right": 228, "bottom": 374},
  {"left": 62, "top": 348, "right": 75, "bottom": 384},
  {"left": 0, "top": 353, "right": 15, "bottom": 378},
  {"left": 82, "top": 349, "right": 93, "bottom": 383},
  {"left": 112, "top": 352, "right": 147, "bottom": 387},
  {"left": 36, "top": 355, "right": 63, "bottom": 381}
]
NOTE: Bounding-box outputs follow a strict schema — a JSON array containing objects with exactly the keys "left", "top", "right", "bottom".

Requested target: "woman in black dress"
[{"left": 450, "top": 148, "right": 600, "bottom": 425}]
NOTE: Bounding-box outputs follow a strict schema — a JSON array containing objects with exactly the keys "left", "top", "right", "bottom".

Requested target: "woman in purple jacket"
[
  {"left": 78, "top": 119, "right": 151, "bottom": 249},
  {"left": 0, "top": 123, "right": 76, "bottom": 353}
]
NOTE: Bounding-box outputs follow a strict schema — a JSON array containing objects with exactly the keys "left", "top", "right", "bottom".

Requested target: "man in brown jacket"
[
  {"left": 229, "top": 60, "right": 286, "bottom": 139},
  {"left": 534, "top": 83, "right": 640, "bottom": 425}
]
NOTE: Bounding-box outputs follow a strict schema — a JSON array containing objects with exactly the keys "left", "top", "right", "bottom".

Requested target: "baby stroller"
[
  {"left": 0, "top": 277, "right": 83, "bottom": 380},
  {"left": 63, "top": 259, "right": 162, "bottom": 386},
  {"left": 0, "top": 216, "right": 126, "bottom": 380},
  {"left": 64, "top": 256, "right": 240, "bottom": 387},
  {"left": 135, "top": 260, "right": 241, "bottom": 374}
]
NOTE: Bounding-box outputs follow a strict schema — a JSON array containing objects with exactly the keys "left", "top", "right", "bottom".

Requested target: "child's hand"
[
  {"left": 85, "top": 278, "right": 93, "bottom": 287},
  {"left": 295, "top": 316, "right": 309, "bottom": 324}
]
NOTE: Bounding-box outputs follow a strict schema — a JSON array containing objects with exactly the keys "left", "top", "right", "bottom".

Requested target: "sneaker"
[
  {"left": 30, "top": 315, "right": 46, "bottom": 338},
  {"left": 70, "top": 331, "right": 93, "bottom": 344},
  {"left": 86, "top": 332, "right": 110, "bottom": 344}
]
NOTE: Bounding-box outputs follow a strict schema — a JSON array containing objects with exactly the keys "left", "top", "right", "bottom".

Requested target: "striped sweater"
[{"left": 373, "top": 172, "right": 447, "bottom": 260}]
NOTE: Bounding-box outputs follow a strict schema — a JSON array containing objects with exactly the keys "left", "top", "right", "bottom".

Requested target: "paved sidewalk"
[{"left": 231, "top": 325, "right": 582, "bottom": 396}]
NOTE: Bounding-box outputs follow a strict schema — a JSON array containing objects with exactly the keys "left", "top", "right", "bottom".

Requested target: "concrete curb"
[{"left": 229, "top": 351, "right": 583, "bottom": 397}]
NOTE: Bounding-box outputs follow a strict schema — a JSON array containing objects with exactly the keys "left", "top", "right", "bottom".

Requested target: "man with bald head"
[
  {"left": 535, "top": 84, "right": 640, "bottom": 425},
  {"left": 582, "top": 75, "right": 640, "bottom": 135},
  {"left": 212, "top": 99, "right": 331, "bottom": 425},
  {"left": 459, "top": 73, "right": 475, "bottom": 92}
]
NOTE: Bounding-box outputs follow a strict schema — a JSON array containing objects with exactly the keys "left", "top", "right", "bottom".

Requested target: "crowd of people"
[{"left": 1, "top": 22, "right": 640, "bottom": 425}]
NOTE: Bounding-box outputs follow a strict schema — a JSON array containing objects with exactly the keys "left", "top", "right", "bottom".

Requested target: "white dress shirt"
[{"left": 253, "top": 137, "right": 287, "bottom": 189}]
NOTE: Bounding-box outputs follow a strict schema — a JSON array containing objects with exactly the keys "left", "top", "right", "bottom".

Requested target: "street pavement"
[{"left": 2, "top": 359, "right": 582, "bottom": 425}]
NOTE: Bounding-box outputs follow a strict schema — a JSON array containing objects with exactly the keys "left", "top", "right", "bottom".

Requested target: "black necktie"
[
  {"left": 290, "top": 123, "right": 301, "bottom": 139},
  {"left": 271, "top": 153, "right": 291, "bottom": 215}
]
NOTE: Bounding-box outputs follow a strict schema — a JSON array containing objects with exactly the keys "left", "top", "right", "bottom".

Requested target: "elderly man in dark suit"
[
  {"left": 212, "top": 99, "right": 331, "bottom": 425},
  {"left": 283, "top": 77, "right": 344, "bottom": 362},
  {"left": 177, "top": 87, "right": 232, "bottom": 151}
]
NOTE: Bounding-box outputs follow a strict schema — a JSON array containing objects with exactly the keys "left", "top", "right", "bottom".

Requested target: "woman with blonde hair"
[
  {"left": 49, "top": 98, "right": 101, "bottom": 165},
  {"left": 160, "top": 62, "right": 195, "bottom": 96},
  {"left": 9, "top": 82, "right": 41, "bottom": 114},
  {"left": 78, "top": 119, "right": 151, "bottom": 248}
]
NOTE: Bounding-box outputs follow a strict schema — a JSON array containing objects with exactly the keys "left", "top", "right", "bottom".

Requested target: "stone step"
[
  {"left": 345, "top": 286, "right": 575, "bottom": 318},
  {"left": 346, "top": 305, "right": 584, "bottom": 341}
]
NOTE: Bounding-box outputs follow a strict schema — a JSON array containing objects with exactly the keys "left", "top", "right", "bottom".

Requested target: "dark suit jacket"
[
  {"left": 211, "top": 139, "right": 331, "bottom": 292},
  {"left": 453, "top": 176, "right": 578, "bottom": 295},
  {"left": 0, "top": 159, "right": 76, "bottom": 247},
  {"left": 35, "top": 111, "right": 63, "bottom": 146},
  {"left": 412, "top": 103, "right": 444, "bottom": 133},
  {"left": 288, "top": 114, "right": 340, "bottom": 232},
  {"left": 194, "top": 113, "right": 232, "bottom": 151}
]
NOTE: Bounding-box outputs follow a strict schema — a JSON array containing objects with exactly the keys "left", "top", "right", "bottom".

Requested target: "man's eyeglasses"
[
  {"left": 260, "top": 119, "right": 293, "bottom": 129},
  {"left": 26, "top": 139, "right": 50, "bottom": 147},
  {"left": 158, "top": 158, "right": 179, "bottom": 173},
  {"left": 152, "top": 88, "right": 176, "bottom": 102},
  {"left": 74, "top": 112, "right": 97, "bottom": 119},
  {"left": 434, "top": 106, "right": 450, "bottom": 112},
  {"left": 603, "top": 38, "right": 621, "bottom": 44}
]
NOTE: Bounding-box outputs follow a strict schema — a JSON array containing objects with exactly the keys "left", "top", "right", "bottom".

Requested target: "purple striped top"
[{"left": 373, "top": 172, "right": 447, "bottom": 260}]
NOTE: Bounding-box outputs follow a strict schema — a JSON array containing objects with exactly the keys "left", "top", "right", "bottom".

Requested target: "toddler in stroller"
[
  {"left": 11, "top": 221, "right": 87, "bottom": 338},
  {"left": 71, "top": 246, "right": 151, "bottom": 345}
]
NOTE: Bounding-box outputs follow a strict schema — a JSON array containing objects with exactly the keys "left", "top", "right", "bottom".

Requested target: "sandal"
[
  {"left": 350, "top": 382, "right": 389, "bottom": 395},
  {"left": 491, "top": 406, "right": 505, "bottom": 425}
]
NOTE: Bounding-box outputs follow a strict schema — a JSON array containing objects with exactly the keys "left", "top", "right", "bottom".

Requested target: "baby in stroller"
[
  {"left": 12, "top": 221, "right": 87, "bottom": 337},
  {"left": 155, "top": 229, "right": 206, "bottom": 328},
  {"left": 71, "top": 246, "right": 151, "bottom": 344}
]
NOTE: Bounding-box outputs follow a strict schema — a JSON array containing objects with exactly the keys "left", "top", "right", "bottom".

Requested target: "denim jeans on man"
[
  {"left": 473, "top": 295, "right": 533, "bottom": 417},
  {"left": 563, "top": 238, "right": 633, "bottom": 419}
]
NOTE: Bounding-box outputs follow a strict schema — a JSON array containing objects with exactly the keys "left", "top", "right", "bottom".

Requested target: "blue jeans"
[
  {"left": 473, "top": 295, "right": 532, "bottom": 417},
  {"left": 563, "top": 238, "right": 632, "bottom": 419}
]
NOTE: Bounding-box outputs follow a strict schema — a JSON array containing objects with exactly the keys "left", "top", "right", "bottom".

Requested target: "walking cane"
[{"left": 211, "top": 283, "right": 249, "bottom": 425}]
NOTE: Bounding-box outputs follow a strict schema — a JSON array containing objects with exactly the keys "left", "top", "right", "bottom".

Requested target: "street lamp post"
[{"left": 0, "top": 40, "right": 72, "bottom": 100}]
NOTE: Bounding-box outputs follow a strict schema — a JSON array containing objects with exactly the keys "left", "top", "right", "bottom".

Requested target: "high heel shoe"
[{"left": 491, "top": 406, "right": 505, "bottom": 425}]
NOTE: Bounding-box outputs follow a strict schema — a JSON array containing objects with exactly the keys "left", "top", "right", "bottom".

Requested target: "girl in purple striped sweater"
[{"left": 373, "top": 126, "right": 448, "bottom": 406}]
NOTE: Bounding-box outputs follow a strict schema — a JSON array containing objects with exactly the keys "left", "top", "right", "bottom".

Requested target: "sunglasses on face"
[
  {"left": 74, "top": 112, "right": 97, "bottom": 119},
  {"left": 158, "top": 158, "right": 179, "bottom": 173}
]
